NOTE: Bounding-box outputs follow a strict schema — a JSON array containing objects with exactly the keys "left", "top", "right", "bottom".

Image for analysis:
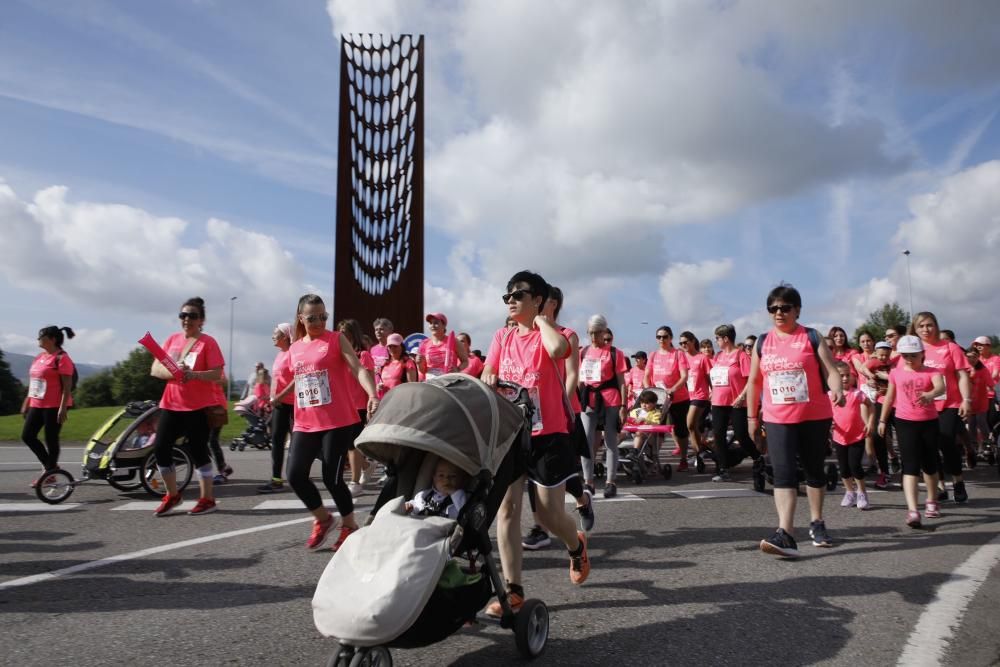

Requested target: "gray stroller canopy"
[{"left": 355, "top": 374, "right": 525, "bottom": 476}]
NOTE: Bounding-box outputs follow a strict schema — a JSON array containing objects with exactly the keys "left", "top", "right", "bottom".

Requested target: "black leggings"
[
  {"left": 154, "top": 408, "right": 211, "bottom": 469},
  {"left": 21, "top": 408, "right": 61, "bottom": 470},
  {"left": 667, "top": 400, "right": 691, "bottom": 439},
  {"left": 764, "top": 419, "right": 832, "bottom": 489},
  {"left": 937, "top": 408, "right": 963, "bottom": 477},
  {"left": 710, "top": 405, "right": 758, "bottom": 469},
  {"left": 288, "top": 424, "right": 360, "bottom": 514},
  {"left": 208, "top": 427, "right": 227, "bottom": 471},
  {"left": 270, "top": 403, "right": 294, "bottom": 479},
  {"left": 871, "top": 403, "right": 891, "bottom": 474},
  {"left": 895, "top": 417, "right": 940, "bottom": 476},
  {"left": 835, "top": 441, "right": 865, "bottom": 480}
]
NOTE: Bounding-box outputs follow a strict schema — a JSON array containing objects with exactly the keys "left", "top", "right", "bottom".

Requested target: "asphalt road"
[{"left": 2, "top": 440, "right": 999, "bottom": 666}]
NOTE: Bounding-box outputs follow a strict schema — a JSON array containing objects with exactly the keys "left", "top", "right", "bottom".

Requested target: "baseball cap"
[
  {"left": 974, "top": 336, "right": 991, "bottom": 346},
  {"left": 896, "top": 335, "right": 923, "bottom": 354},
  {"left": 874, "top": 341, "right": 892, "bottom": 351},
  {"left": 425, "top": 312, "right": 448, "bottom": 326},
  {"left": 387, "top": 333, "right": 404, "bottom": 346},
  {"left": 631, "top": 350, "right": 647, "bottom": 360}
]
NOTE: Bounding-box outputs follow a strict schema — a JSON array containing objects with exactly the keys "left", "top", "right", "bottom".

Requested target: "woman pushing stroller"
[{"left": 481, "top": 270, "right": 591, "bottom": 616}]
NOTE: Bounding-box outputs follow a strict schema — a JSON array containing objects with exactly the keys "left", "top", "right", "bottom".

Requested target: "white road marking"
[
  {"left": 0, "top": 503, "right": 81, "bottom": 512},
  {"left": 112, "top": 501, "right": 201, "bottom": 511},
  {"left": 0, "top": 516, "right": 316, "bottom": 590},
  {"left": 671, "top": 488, "right": 762, "bottom": 499},
  {"left": 896, "top": 533, "right": 1000, "bottom": 666}
]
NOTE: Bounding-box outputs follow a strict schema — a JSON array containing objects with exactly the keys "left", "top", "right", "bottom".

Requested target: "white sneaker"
[
  {"left": 348, "top": 482, "right": 363, "bottom": 498},
  {"left": 856, "top": 491, "right": 870, "bottom": 510},
  {"left": 840, "top": 491, "right": 856, "bottom": 507},
  {"left": 359, "top": 472, "right": 370, "bottom": 485}
]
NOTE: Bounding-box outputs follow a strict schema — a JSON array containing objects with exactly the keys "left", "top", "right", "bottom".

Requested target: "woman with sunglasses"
[
  {"left": 257, "top": 323, "right": 295, "bottom": 493},
  {"left": 644, "top": 326, "right": 693, "bottom": 471},
  {"left": 283, "top": 295, "right": 378, "bottom": 551},
  {"left": 679, "top": 331, "right": 712, "bottom": 470},
  {"left": 708, "top": 324, "right": 758, "bottom": 482},
  {"left": 885, "top": 325, "right": 906, "bottom": 357},
  {"left": 747, "top": 284, "right": 842, "bottom": 557},
  {"left": 416, "top": 312, "right": 468, "bottom": 378},
  {"left": 911, "top": 311, "right": 973, "bottom": 503},
  {"left": 579, "top": 314, "right": 628, "bottom": 498},
  {"left": 149, "top": 297, "right": 224, "bottom": 516},
  {"left": 378, "top": 333, "right": 417, "bottom": 396},
  {"left": 483, "top": 271, "right": 590, "bottom": 618},
  {"left": 21, "top": 325, "right": 76, "bottom": 487}
]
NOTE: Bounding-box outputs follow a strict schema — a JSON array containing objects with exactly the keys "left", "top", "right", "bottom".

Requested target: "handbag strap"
[{"left": 176, "top": 335, "right": 200, "bottom": 366}]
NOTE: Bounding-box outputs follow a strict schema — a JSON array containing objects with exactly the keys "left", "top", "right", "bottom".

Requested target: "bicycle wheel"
[
  {"left": 35, "top": 469, "right": 76, "bottom": 504},
  {"left": 141, "top": 448, "right": 193, "bottom": 497}
]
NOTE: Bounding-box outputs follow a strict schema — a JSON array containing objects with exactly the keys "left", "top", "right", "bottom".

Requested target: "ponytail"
[{"left": 38, "top": 326, "right": 75, "bottom": 348}]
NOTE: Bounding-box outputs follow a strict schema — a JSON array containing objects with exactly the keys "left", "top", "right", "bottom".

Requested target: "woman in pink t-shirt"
[
  {"left": 338, "top": 319, "right": 376, "bottom": 496},
  {"left": 709, "top": 323, "right": 758, "bottom": 478},
  {"left": 257, "top": 322, "right": 295, "bottom": 494},
  {"left": 964, "top": 347, "right": 991, "bottom": 457},
  {"left": 748, "top": 284, "right": 843, "bottom": 558},
  {"left": 379, "top": 333, "right": 418, "bottom": 395},
  {"left": 369, "top": 317, "right": 393, "bottom": 385},
  {"left": 878, "top": 335, "right": 945, "bottom": 527},
  {"left": 579, "top": 314, "right": 628, "bottom": 497},
  {"left": 416, "top": 312, "right": 468, "bottom": 378},
  {"left": 913, "top": 311, "right": 973, "bottom": 503},
  {"left": 679, "top": 330, "right": 712, "bottom": 465},
  {"left": 21, "top": 325, "right": 76, "bottom": 486},
  {"left": 481, "top": 271, "right": 589, "bottom": 617},
  {"left": 643, "top": 326, "right": 692, "bottom": 467},
  {"left": 625, "top": 353, "right": 647, "bottom": 407},
  {"left": 149, "top": 297, "right": 225, "bottom": 517},
  {"left": 285, "top": 295, "right": 378, "bottom": 552},
  {"left": 457, "top": 332, "right": 485, "bottom": 378}
]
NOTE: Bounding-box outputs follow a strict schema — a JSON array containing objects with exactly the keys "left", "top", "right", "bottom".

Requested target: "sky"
[{"left": 2, "top": 0, "right": 1000, "bottom": 375}]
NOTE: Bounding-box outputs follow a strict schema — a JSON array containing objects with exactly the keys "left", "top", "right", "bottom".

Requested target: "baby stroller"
[
  {"left": 313, "top": 375, "right": 549, "bottom": 665},
  {"left": 229, "top": 394, "right": 272, "bottom": 451},
  {"left": 619, "top": 387, "right": 673, "bottom": 483},
  {"left": 35, "top": 400, "right": 193, "bottom": 504}
]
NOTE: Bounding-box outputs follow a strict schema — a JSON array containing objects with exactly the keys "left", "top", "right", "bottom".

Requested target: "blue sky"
[{"left": 2, "top": 0, "right": 1000, "bottom": 372}]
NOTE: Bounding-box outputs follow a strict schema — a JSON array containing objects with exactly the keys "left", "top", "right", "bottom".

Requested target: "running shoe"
[
  {"left": 711, "top": 471, "right": 731, "bottom": 482},
  {"left": 759, "top": 528, "right": 799, "bottom": 558},
  {"left": 485, "top": 590, "right": 524, "bottom": 618},
  {"left": 256, "top": 479, "right": 285, "bottom": 494},
  {"left": 359, "top": 471, "right": 371, "bottom": 485},
  {"left": 584, "top": 482, "right": 596, "bottom": 497},
  {"left": 809, "top": 520, "right": 833, "bottom": 548},
  {"left": 348, "top": 482, "right": 364, "bottom": 498},
  {"left": 212, "top": 474, "right": 227, "bottom": 485},
  {"left": 569, "top": 532, "right": 590, "bottom": 585},
  {"left": 874, "top": 473, "right": 889, "bottom": 490},
  {"left": 306, "top": 515, "right": 336, "bottom": 550},
  {"left": 856, "top": 491, "right": 870, "bottom": 511},
  {"left": 154, "top": 493, "right": 183, "bottom": 517},
  {"left": 671, "top": 447, "right": 682, "bottom": 457},
  {"left": 222, "top": 465, "right": 234, "bottom": 477},
  {"left": 906, "top": 510, "right": 922, "bottom": 528},
  {"left": 331, "top": 525, "right": 358, "bottom": 552},
  {"left": 676, "top": 460, "right": 689, "bottom": 472},
  {"left": 522, "top": 525, "right": 552, "bottom": 550},
  {"left": 576, "top": 494, "right": 596, "bottom": 533},
  {"left": 890, "top": 457, "right": 901, "bottom": 474},
  {"left": 841, "top": 491, "right": 857, "bottom": 507},
  {"left": 953, "top": 481, "right": 968, "bottom": 504},
  {"left": 603, "top": 482, "right": 617, "bottom": 499},
  {"left": 937, "top": 487, "right": 949, "bottom": 502},
  {"left": 924, "top": 501, "right": 941, "bottom": 518},
  {"left": 188, "top": 498, "right": 217, "bottom": 515}
]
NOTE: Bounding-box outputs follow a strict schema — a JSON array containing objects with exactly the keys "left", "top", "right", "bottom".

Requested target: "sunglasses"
[
  {"left": 501, "top": 289, "right": 533, "bottom": 304},
  {"left": 178, "top": 312, "right": 201, "bottom": 320},
  {"left": 679, "top": 339, "right": 692, "bottom": 345},
  {"left": 885, "top": 333, "right": 898, "bottom": 338},
  {"left": 767, "top": 304, "right": 795, "bottom": 314},
  {"left": 656, "top": 334, "right": 670, "bottom": 340},
  {"left": 302, "top": 313, "right": 329, "bottom": 323}
]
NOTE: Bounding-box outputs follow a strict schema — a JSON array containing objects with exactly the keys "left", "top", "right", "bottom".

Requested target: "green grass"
[{"left": 0, "top": 404, "right": 246, "bottom": 442}]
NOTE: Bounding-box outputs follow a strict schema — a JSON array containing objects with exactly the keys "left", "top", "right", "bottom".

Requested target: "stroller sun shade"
[{"left": 355, "top": 374, "right": 525, "bottom": 477}]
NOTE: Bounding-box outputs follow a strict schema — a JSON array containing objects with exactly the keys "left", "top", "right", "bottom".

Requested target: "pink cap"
[
  {"left": 387, "top": 333, "right": 404, "bottom": 346},
  {"left": 974, "top": 336, "right": 991, "bottom": 345},
  {"left": 425, "top": 312, "right": 448, "bottom": 326}
]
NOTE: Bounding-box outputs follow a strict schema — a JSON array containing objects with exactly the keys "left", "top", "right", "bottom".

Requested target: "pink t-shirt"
[
  {"left": 579, "top": 345, "right": 627, "bottom": 408},
  {"left": 345, "top": 350, "right": 374, "bottom": 410},
  {"left": 889, "top": 365, "right": 942, "bottom": 422},
  {"left": 379, "top": 357, "right": 415, "bottom": 395},
  {"left": 685, "top": 352, "right": 711, "bottom": 401},
  {"left": 831, "top": 389, "right": 868, "bottom": 445},
  {"left": 159, "top": 333, "right": 225, "bottom": 412},
  {"left": 271, "top": 349, "right": 295, "bottom": 406},
  {"left": 556, "top": 326, "right": 582, "bottom": 414},
  {"left": 971, "top": 365, "right": 990, "bottom": 414},
  {"left": 981, "top": 354, "right": 1000, "bottom": 398},
  {"left": 759, "top": 326, "right": 834, "bottom": 424},
  {"left": 709, "top": 348, "right": 750, "bottom": 407},
  {"left": 27, "top": 352, "right": 75, "bottom": 409},
  {"left": 487, "top": 327, "right": 570, "bottom": 436},
  {"left": 922, "top": 339, "right": 971, "bottom": 410},
  {"left": 287, "top": 331, "right": 361, "bottom": 433},
  {"left": 625, "top": 366, "right": 646, "bottom": 405},
  {"left": 645, "top": 348, "right": 691, "bottom": 402},
  {"left": 419, "top": 337, "right": 459, "bottom": 377},
  {"left": 462, "top": 355, "right": 485, "bottom": 378}
]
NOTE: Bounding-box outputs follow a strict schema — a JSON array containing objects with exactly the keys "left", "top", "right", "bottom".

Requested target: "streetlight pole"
[
  {"left": 229, "top": 296, "right": 237, "bottom": 400},
  {"left": 903, "top": 250, "right": 914, "bottom": 318}
]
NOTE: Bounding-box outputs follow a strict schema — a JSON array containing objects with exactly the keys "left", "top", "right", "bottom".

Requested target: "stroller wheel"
[
  {"left": 35, "top": 469, "right": 76, "bottom": 504},
  {"left": 695, "top": 457, "right": 706, "bottom": 474},
  {"left": 339, "top": 646, "right": 391, "bottom": 667},
  {"left": 661, "top": 463, "right": 672, "bottom": 480},
  {"left": 326, "top": 645, "right": 354, "bottom": 667},
  {"left": 514, "top": 599, "right": 549, "bottom": 658},
  {"left": 631, "top": 469, "right": 643, "bottom": 484}
]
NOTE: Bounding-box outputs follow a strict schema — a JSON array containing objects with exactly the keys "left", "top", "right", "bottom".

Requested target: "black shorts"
[
  {"left": 526, "top": 432, "right": 580, "bottom": 488},
  {"left": 668, "top": 400, "right": 691, "bottom": 438},
  {"left": 689, "top": 399, "right": 711, "bottom": 409}
]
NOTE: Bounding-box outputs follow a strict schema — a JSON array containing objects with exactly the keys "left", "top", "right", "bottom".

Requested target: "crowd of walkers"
[{"left": 18, "top": 278, "right": 999, "bottom": 592}]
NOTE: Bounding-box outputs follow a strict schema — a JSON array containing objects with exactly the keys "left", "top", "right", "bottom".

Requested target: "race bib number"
[
  {"left": 296, "top": 370, "right": 332, "bottom": 408},
  {"left": 527, "top": 386, "right": 543, "bottom": 433},
  {"left": 426, "top": 367, "right": 445, "bottom": 378},
  {"left": 769, "top": 369, "right": 809, "bottom": 404},
  {"left": 28, "top": 378, "right": 46, "bottom": 399},
  {"left": 686, "top": 374, "right": 696, "bottom": 392},
  {"left": 710, "top": 365, "right": 730, "bottom": 387},
  {"left": 580, "top": 358, "right": 602, "bottom": 383}
]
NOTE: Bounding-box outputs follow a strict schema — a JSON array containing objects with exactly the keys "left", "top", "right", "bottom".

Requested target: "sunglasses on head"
[
  {"left": 767, "top": 304, "right": 795, "bottom": 314},
  {"left": 501, "top": 289, "right": 533, "bottom": 304},
  {"left": 178, "top": 312, "right": 201, "bottom": 320},
  {"left": 302, "top": 313, "right": 328, "bottom": 323}
]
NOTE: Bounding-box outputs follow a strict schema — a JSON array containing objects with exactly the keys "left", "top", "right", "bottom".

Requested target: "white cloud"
[{"left": 659, "top": 259, "right": 734, "bottom": 325}]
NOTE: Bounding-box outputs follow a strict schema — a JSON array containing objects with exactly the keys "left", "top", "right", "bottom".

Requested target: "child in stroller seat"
[
  {"left": 405, "top": 459, "right": 469, "bottom": 520},
  {"left": 629, "top": 390, "right": 663, "bottom": 453}
]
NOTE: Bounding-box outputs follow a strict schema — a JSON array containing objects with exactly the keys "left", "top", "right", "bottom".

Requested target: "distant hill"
[{"left": 5, "top": 352, "right": 108, "bottom": 382}]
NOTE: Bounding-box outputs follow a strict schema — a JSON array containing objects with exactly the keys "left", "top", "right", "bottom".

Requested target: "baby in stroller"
[
  {"left": 620, "top": 387, "right": 674, "bottom": 483},
  {"left": 628, "top": 390, "right": 663, "bottom": 453},
  {"left": 405, "top": 459, "right": 469, "bottom": 520},
  {"left": 229, "top": 376, "right": 272, "bottom": 452}
]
